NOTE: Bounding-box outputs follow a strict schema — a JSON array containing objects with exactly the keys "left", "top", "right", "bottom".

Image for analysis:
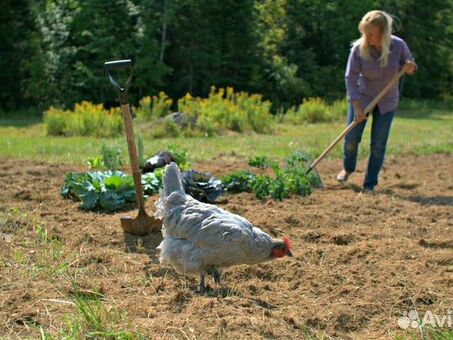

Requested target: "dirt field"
[{"left": 0, "top": 154, "right": 452, "bottom": 339}]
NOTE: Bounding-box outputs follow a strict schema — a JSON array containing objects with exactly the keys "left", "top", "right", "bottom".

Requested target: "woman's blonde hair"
[{"left": 354, "top": 10, "right": 393, "bottom": 67}]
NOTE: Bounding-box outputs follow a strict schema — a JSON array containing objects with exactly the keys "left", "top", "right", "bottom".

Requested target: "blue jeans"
[{"left": 343, "top": 103, "right": 395, "bottom": 190}]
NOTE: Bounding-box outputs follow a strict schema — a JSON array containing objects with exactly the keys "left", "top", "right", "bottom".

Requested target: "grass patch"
[
  {"left": 0, "top": 100, "right": 451, "bottom": 165},
  {"left": 54, "top": 294, "right": 144, "bottom": 339},
  {"left": 392, "top": 326, "right": 453, "bottom": 340},
  {"left": 37, "top": 280, "right": 146, "bottom": 339}
]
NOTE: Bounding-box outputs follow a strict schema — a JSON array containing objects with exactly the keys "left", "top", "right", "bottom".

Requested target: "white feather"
[{"left": 155, "top": 162, "right": 276, "bottom": 276}]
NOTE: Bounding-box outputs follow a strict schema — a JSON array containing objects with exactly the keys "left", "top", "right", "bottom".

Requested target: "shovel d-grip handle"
[
  {"left": 105, "top": 58, "right": 145, "bottom": 211},
  {"left": 104, "top": 59, "right": 132, "bottom": 104}
]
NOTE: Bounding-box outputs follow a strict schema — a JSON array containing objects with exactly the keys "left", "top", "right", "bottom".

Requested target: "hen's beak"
[{"left": 287, "top": 250, "right": 293, "bottom": 257}]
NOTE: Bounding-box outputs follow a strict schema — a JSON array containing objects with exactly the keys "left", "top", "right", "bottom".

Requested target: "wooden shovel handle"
[
  {"left": 120, "top": 104, "right": 146, "bottom": 210},
  {"left": 307, "top": 68, "right": 405, "bottom": 173}
]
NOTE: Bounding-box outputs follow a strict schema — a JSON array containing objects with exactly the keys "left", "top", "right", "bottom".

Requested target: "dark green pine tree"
[
  {"left": 0, "top": 0, "right": 37, "bottom": 110},
  {"left": 162, "top": 0, "right": 258, "bottom": 98},
  {"left": 375, "top": 0, "right": 453, "bottom": 98}
]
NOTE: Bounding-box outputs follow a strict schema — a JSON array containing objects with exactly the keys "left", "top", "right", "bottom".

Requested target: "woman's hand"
[
  {"left": 354, "top": 108, "right": 367, "bottom": 123},
  {"left": 403, "top": 60, "right": 417, "bottom": 75},
  {"left": 353, "top": 100, "right": 367, "bottom": 123}
]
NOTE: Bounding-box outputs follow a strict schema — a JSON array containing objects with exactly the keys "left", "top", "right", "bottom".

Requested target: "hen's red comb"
[{"left": 283, "top": 236, "right": 292, "bottom": 249}]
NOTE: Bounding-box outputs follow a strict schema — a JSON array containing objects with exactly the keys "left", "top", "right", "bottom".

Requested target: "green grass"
[
  {"left": 391, "top": 326, "right": 453, "bottom": 340},
  {"left": 48, "top": 292, "right": 145, "bottom": 339},
  {"left": 0, "top": 101, "right": 452, "bottom": 165}
]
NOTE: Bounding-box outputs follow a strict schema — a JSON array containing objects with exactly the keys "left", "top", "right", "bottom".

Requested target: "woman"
[{"left": 337, "top": 10, "right": 416, "bottom": 193}]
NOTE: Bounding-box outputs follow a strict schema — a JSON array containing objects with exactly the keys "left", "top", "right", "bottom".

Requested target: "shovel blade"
[{"left": 120, "top": 210, "right": 162, "bottom": 236}]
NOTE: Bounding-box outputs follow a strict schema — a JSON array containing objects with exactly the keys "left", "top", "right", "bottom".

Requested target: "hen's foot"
[{"left": 197, "top": 274, "right": 206, "bottom": 294}]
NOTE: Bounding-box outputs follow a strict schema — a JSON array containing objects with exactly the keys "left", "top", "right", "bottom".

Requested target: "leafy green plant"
[
  {"left": 67, "top": 149, "right": 319, "bottom": 211},
  {"left": 221, "top": 171, "right": 256, "bottom": 193},
  {"left": 250, "top": 174, "right": 272, "bottom": 200},
  {"left": 286, "top": 150, "right": 322, "bottom": 188},
  {"left": 142, "top": 171, "right": 161, "bottom": 195},
  {"left": 268, "top": 171, "right": 290, "bottom": 201},
  {"left": 167, "top": 144, "right": 190, "bottom": 171},
  {"left": 248, "top": 156, "right": 270, "bottom": 169},
  {"left": 221, "top": 150, "right": 321, "bottom": 201},
  {"left": 61, "top": 171, "right": 135, "bottom": 211},
  {"left": 61, "top": 171, "right": 161, "bottom": 212},
  {"left": 247, "top": 155, "right": 279, "bottom": 170},
  {"left": 87, "top": 155, "right": 104, "bottom": 170},
  {"left": 86, "top": 144, "right": 123, "bottom": 171}
]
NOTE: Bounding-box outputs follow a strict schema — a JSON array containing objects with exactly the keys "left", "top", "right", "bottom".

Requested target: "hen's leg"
[
  {"left": 212, "top": 269, "right": 221, "bottom": 284},
  {"left": 207, "top": 267, "right": 221, "bottom": 284},
  {"left": 198, "top": 274, "right": 205, "bottom": 294}
]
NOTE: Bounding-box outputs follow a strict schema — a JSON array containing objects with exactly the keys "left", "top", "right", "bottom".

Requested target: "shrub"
[
  {"left": 235, "top": 90, "right": 273, "bottom": 133},
  {"left": 44, "top": 107, "right": 68, "bottom": 136},
  {"left": 176, "top": 86, "right": 274, "bottom": 135},
  {"left": 135, "top": 92, "right": 172, "bottom": 120},
  {"left": 149, "top": 119, "right": 181, "bottom": 139},
  {"left": 284, "top": 98, "right": 348, "bottom": 124},
  {"left": 45, "top": 88, "right": 274, "bottom": 138},
  {"left": 284, "top": 97, "right": 331, "bottom": 124},
  {"left": 328, "top": 99, "right": 348, "bottom": 121},
  {"left": 44, "top": 101, "right": 123, "bottom": 137}
]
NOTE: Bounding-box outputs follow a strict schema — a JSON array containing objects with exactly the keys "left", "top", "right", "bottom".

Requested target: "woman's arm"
[
  {"left": 345, "top": 45, "right": 361, "bottom": 102},
  {"left": 345, "top": 46, "right": 366, "bottom": 122},
  {"left": 400, "top": 39, "right": 417, "bottom": 75}
]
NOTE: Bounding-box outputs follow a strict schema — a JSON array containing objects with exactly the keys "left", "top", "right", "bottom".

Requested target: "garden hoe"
[
  {"left": 105, "top": 59, "right": 161, "bottom": 236},
  {"left": 305, "top": 68, "right": 406, "bottom": 179}
]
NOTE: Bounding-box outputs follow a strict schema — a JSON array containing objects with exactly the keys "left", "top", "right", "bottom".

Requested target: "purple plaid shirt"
[{"left": 345, "top": 35, "right": 415, "bottom": 114}]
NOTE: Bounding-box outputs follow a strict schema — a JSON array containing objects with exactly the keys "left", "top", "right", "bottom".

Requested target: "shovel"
[
  {"left": 105, "top": 59, "right": 161, "bottom": 236},
  {"left": 306, "top": 68, "right": 405, "bottom": 175}
]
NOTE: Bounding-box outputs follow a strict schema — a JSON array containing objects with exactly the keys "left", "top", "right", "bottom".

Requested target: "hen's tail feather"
[{"left": 163, "top": 162, "right": 184, "bottom": 197}]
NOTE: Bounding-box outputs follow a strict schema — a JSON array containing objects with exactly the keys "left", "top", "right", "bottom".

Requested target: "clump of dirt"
[{"left": 0, "top": 154, "right": 452, "bottom": 339}]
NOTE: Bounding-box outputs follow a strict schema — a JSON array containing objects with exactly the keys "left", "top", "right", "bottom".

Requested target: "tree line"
[{"left": 1, "top": 0, "right": 452, "bottom": 112}]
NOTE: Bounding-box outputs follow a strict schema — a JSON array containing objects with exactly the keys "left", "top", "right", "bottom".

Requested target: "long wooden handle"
[
  {"left": 120, "top": 104, "right": 146, "bottom": 210},
  {"left": 307, "top": 68, "right": 405, "bottom": 173},
  {"left": 362, "top": 68, "right": 405, "bottom": 115}
]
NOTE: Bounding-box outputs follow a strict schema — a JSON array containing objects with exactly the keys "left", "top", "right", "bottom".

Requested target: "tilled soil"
[{"left": 0, "top": 154, "right": 452, "bottom": 339}]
